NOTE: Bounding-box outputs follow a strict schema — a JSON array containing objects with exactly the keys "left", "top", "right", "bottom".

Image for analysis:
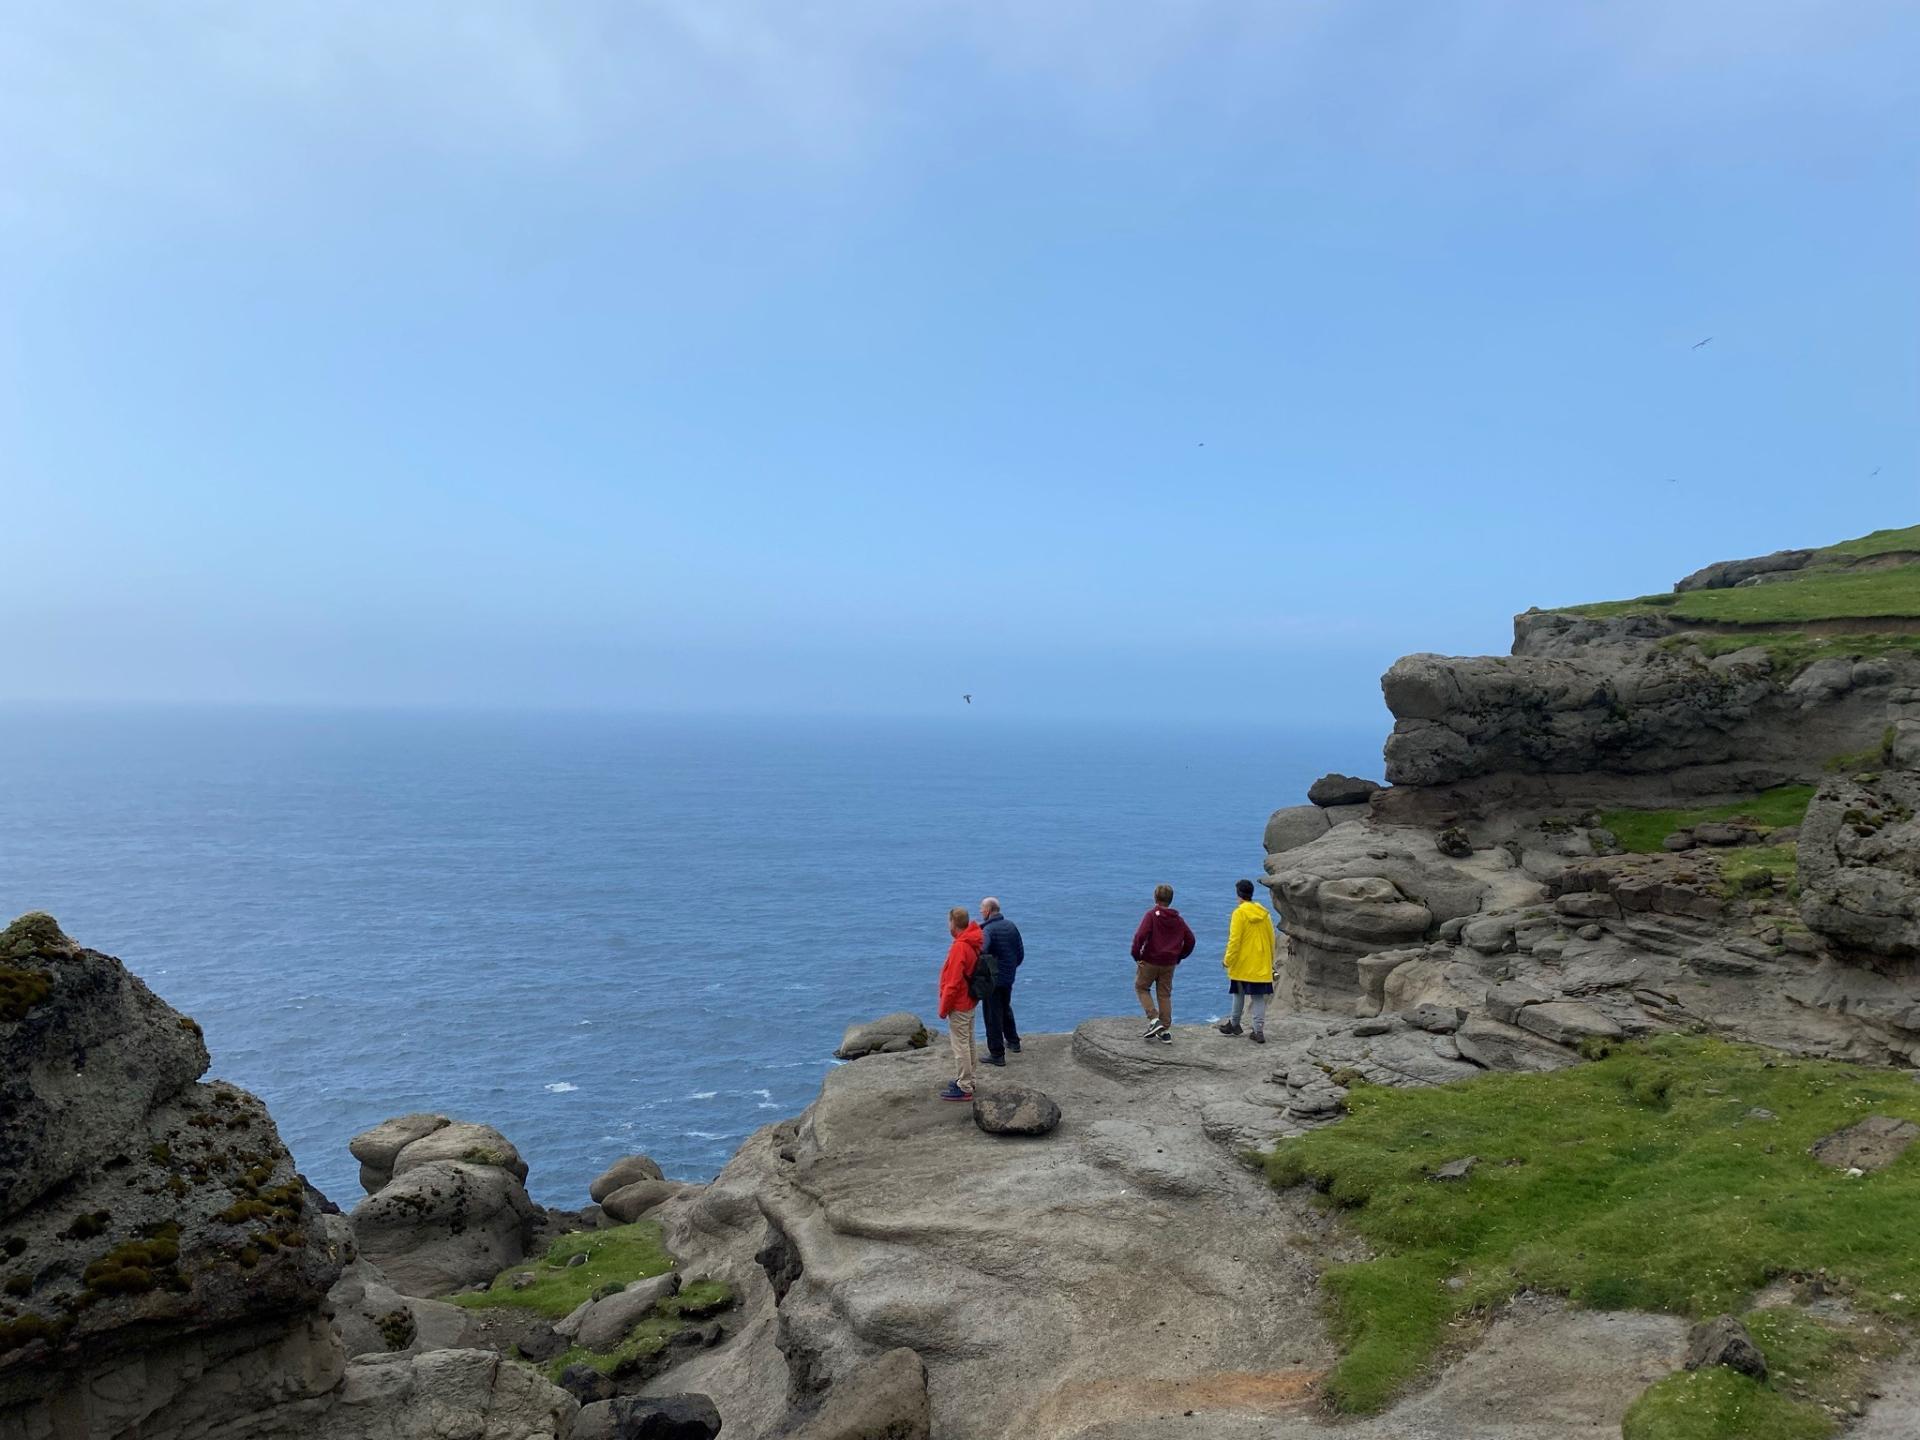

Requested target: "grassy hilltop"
[{"left": 1547, "top": 524, "right": 1920, "bottom": 676}]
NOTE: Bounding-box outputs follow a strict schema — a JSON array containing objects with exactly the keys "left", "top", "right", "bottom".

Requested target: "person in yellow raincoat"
[{"left": 1217, "top": 878, "right": 1277, "bottom": 1044}]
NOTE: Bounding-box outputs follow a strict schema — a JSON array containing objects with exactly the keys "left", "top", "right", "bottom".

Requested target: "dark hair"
[
  {"left": 1235, "top": 878, "right": 1255, "bottom": 900},
  {"left": 1153, "top": 883, "right": 1174, "bottom": 905}
]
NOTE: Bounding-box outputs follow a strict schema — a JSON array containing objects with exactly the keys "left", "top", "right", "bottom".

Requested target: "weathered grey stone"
[
  {"left": 601, "top": 1178, "right": 680, "bottom": 1223},
  {"left": 1799, "top": 773, "right": 1920, "bottom": 960},
  {"left": 1403, "top": 1002, "right": 1464, "bottom": 1034},
  {"left": 1485, "top": 980, "right": 1552, "bottom": 1026},
  {"left": 787, "top": 1347, "right": 931, "bottom": 1440},
  {"left": 1516, "top": 1001, "right": 1623, "bottom": 1047},
  {"left": 349, "top": 1114, "right": 450, "bottom": 1194},
  {"left": 0, "top": 915, "right": 209, "bottom": 1217},
  {"left": 574, "top": 1272, "right": 681, "bottom": 1352},
  {"left": 1685, "top": 1314, "right": 1768, "bottom": 1380},
  {"left": 836, "top": 1012, "right": 931, "bottom": 1060},
  {"left": 1264, "top": 803, "right": 1331, "bottom": 854},
  {"left": 1555, "top": 892, "right": 1621, "bottom": 920},
  {"left": 1429, "top": 1156, "right": 1477, "bottom": 1182},
  {"left": 1676, "top": 548, "right": 1812, "bottom": 593},
  {"left": 589, "top": 1153, "right": 665, "bottom": 1203},
  {"left": 351, "top": 1160, "right": 538, "bottom": 1297},
  {"left": 1810, "top": 1115, "right": 1920, "bottom": 1173},
  {"left": 389, "top": 1120, "right": 528, "bottom": 1184},
  {"left": 574, "top": 1394, "right": 721, "bottom": 1440},
  {"left": 972, "top": 1085, "right": 1061, "bottom": 1136},
  {"left": 1309, "top": 773, "right": 1382, "bottom": 807}
]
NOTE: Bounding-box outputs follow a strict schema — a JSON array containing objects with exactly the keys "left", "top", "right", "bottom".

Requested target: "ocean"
[{"left": 0, "top": 706, "right": 1381, "bottom": 1206}]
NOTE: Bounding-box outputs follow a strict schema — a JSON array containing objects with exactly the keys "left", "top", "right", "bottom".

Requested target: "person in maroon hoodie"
[
  {"left": 1131, "top": 884, "right": 1194, "bottom": 1043},
  {"left": 937, "top": 907, "right": 986, "bottom": 1100}
]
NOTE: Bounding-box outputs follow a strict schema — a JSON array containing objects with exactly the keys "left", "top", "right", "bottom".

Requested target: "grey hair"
[{"left": 979, "top": 896, "right": 1001, "bottom": 917}]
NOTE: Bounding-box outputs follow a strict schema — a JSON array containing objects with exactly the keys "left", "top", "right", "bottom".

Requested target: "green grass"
[
  {"left": 1623, "top": 1367, "right": 1829, "bottom": 1440},
  {"left": 1620, "top": 1307, "right": 1899, "bottom": 1440},
  {"left": 1565, "top": 564, "right": 1920, "bottom": 626},
  {"left": 1817, "top": 524, "right": 1920, "bottom": 560},
  {"left": 1599, "top": 786, "right": 1814, "bottom": 854},
  {"left": 1717, "top": 843, "right": 1798, "bottom": 897},
  {"left": 449, "top": 1222, "right": 673, "bottom": 1319},
  {"left": 1262, "top": 1037, "right": 1920, "bottom": 1412}
]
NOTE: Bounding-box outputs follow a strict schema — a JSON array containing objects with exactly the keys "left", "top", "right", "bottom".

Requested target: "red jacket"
[
  {"left": 1131, "top": 905, "right": 1195, "bottom": 966},
  {"left": 938, "top": 923, "right": 984, "bottom": 1018}
]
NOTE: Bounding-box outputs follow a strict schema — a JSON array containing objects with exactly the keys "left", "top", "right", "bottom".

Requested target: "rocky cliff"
[{"left": 1264, "top": 525, "right": 1920, "bottom": 1066}]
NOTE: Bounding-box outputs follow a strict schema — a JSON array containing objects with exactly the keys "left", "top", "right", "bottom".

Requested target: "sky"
[{"left": 2, "top": 2, "right": 1916, "bottom": 723}]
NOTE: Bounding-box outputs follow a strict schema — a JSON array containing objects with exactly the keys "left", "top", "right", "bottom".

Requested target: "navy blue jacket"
[{"left": 979, "top": 914, "right": 1025, "bottom": 986}]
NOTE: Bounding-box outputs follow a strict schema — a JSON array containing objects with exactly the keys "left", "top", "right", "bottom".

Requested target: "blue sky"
[{"left": 3, "top": 2, "right": 1915, "bottom": 721}]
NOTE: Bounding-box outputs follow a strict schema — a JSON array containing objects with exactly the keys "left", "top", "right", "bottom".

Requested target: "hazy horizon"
[{"left": 5, "top": 3, "right": 1915, "bottom": 721}]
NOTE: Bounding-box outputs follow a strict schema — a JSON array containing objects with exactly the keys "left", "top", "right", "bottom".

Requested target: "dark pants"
[{"left": 983, "top": 981, "right": 1020, "bottom": 1058}]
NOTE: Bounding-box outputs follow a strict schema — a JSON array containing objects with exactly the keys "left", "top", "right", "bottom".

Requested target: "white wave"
[
  {"left": 544, "top": 1082, "right": 579, "bottom": 1094},
  {"left": 757, "top": 1102, "right": 778, "bottom": 1110},
  {"left": 688, "top": 1090, "right": 718, "bottom": 1100},
  {"left": 751, "top": 1088, "right": 772, "bottom": 1100},
  {"left": 684, "top": 1130, "right": 732, "bottom": 1140}
]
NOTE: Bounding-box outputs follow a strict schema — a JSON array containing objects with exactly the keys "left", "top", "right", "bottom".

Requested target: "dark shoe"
[
  {"left": 985, "top": 1054, "right": 1007, "bottom": 1067},
  {"left": 939, "top": 1082, "right": 973, "bottom": 1102},
  {"left": 1250, "top": 1030, "right": 1266, "bottom": 1045},
  {"left": 1157, "top": 1029, "right": 1173, "bottom": 1044},
  {"left": 1142, "top": 1020, "right": 1165, "bottom": 1040},
  {"left": 1006, "top": 1041, "right": 1022, "bottom": 1053},
  {"left": 1218, "top": 1021, "right": 1242, "bottom": 1035}
]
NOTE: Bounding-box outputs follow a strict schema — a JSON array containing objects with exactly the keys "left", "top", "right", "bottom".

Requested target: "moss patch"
[
  {"left": 0, "top": 966, "right": 51, "bottom": 1023},
  {"left": 1600, "top": 786, "right": 1814, "bottom": 854},
  {"left": 1263, "top": 1037, "right": 1920, "bottom": 1412},
  {"left": 451, "top": 1222, "right": 673, "bottom": 1319},
  {"left": 1667, "top": 631, "right": 1920, "bottom": 680},
  {"left": 1717, "top": 843, "right": 1798, "bottom": 898},
  {"left": 0, "top": 912, "right": 75, "bottom": 962},
  {"left": 1817, "top": 524, "right": 1920, "bottom": 561}
]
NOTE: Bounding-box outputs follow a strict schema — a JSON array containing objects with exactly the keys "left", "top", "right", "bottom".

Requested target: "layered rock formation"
[{"left": 1263, "top": 533, "right": 1920, "bottom": 1066}]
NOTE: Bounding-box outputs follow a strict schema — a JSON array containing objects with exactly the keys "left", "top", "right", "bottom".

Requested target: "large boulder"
[
  {"left": 601, "top": 1179, "right": 680, "bottom": 1224},
  {"left": 1798, "top": 772, "right": 1920, "bottom": 960},
  {"left": 349, "top": 1115, "right": 449, "bottom": 1195},
  {"left": 1263, "top": 803, "right": 1330, "bottom": 854},
  {"left": 589, "top": 1154, "right": 665, "bottom": 1204},
  {"left": 0, "top": 913, "right": 209, "bottom": 1216},
  {"left": 1308, "top": 773, "right": 1383, "bottom": 807},
  {"left": 573, "top": 1273, "right": 680, "bottom": 1352},
  {"left": 0, "top": 916, "right": 347, "bottom": 1436},
  {"left": 835, "top": 1013, "right": 930, "bottom": 1060},
  {"left": 389, "top": 1120, "right": 528, "bottom": 1185},
  {"left": 327, "top": 1246, "right": 474, "bottom": 1359},
  {"left": 350, "top": 1160, "right": 539, "bottom": 1297}
]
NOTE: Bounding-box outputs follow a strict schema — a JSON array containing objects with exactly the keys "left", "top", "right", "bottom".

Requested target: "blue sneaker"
[{"left": 939, "top": 1082, "right": 973, "bottom": 1102}]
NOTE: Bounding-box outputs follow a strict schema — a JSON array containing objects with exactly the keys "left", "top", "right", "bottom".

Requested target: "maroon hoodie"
[{"left": 1131, "top": 905, "right": 1196, "bottom": 966}]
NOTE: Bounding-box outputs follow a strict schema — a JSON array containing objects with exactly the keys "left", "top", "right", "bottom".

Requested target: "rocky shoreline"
[{"left": 5, "top": 530, "right": 1918, "bottom": 1438}]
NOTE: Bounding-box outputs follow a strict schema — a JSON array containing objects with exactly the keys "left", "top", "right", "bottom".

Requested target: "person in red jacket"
[
  {"left": 1130, "top": 883, "right": 1194, "bottom": 1043},
  {"left": 938, "top": 906, "right": 985, "bottom": 1100}
]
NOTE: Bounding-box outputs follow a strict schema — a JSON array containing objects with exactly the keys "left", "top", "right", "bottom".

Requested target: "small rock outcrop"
[
  {"left": 835, "top": 1013, "right": 931, "bottom": 1059},
  {"left": 590, "top": 1154, "right": 666, "bottom": 1203},
  {"left": 1810, "top": 1115, "right": 1920, "bottom": 1172},
  {"left": 1684, "top": 1314, "right": 1768, "bottom": 1381},
  {"left": 785, "top": 1347, "right": 930, "bottom": 1440}
]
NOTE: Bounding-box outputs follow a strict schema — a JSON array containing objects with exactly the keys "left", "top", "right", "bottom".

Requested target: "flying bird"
[
  {"left": 962, "top": 694, "right": 972, "bottom": 705},
  {"left": 1871, "top": 467, "right": 1882, "bottom": 477},
  {"left": 1692, "top": 337, "right": 1713, "bottom": 350}
]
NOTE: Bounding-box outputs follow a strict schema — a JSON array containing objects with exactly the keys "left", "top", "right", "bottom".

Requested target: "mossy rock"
[{"left": 0, "top": 912, "right": 77, "bottom": 963}]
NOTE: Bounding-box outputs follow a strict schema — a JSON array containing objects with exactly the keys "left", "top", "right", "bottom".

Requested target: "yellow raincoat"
[{"left": 1223, "top": 900, "right": 1276, "bottom": 984}]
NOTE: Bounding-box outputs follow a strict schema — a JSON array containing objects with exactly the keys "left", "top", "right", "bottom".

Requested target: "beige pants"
[{"left": 947, "top": 1008, "right": 977, "bottom": 1093}]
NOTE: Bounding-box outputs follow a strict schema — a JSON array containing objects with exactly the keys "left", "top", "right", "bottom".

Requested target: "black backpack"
[{"left": 967, "top": 949, "right": 996, "bottom": 1002}]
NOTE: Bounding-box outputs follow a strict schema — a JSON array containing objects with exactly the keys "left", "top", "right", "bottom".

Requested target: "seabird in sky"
[
  {"left": 962, "top": 694, "right": 972, "bottom": 704},
  {"left": 1692, "top": 336, "right": 1713, "bottom": 350}
]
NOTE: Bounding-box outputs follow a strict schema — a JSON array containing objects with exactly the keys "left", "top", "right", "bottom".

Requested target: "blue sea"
[{"left": 0, "top": 707, "right": 1379, "bottom": 1206}]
